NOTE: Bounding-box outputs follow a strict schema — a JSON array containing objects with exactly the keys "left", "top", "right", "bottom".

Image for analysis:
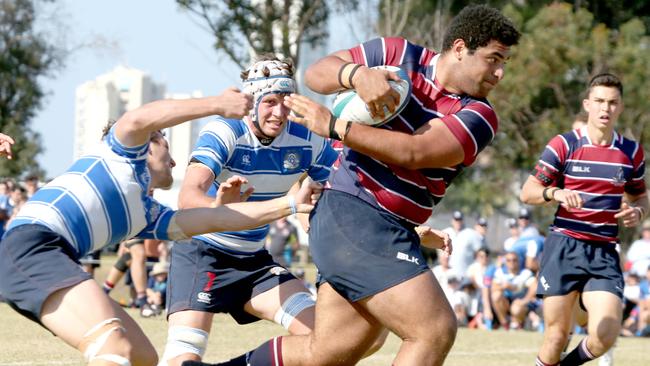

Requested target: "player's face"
[
  {"left": 583, "top": 86, "right": 623, "bottom": 132},
  {"left": 505, "top": 254, "right": 519, "bottom": 271},
  {"left": 147, "top": 134, "right": 176, "bottom": 190},
  {"left": 458, "top": 40, "right": 511, "bottom": 98},
  {"left": 257, "top": 93, "right": 290, "bottom": 137}
]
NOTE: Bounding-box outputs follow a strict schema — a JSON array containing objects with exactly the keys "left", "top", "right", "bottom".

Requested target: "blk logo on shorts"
[
  {"left": 540, "top": 276, "right": 550, "bottom": 291},
  {"left": 396, "top": 252, "right": 419, "bottom": 265}
]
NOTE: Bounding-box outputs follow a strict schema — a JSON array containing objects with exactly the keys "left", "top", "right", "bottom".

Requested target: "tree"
[
  {"left": 0, "top": 0, "right": 61, "bottom": 178},
  {"left": 176, "top": 0, "right": 348, "bottom": 69}
]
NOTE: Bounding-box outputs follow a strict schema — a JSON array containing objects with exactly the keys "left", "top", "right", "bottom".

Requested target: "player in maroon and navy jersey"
[
  {"left": 520, "top": 73, "right": 649, "bottom": 366},
  {"left": 184, "top": 5, "right": 520, "bottom": 366}
]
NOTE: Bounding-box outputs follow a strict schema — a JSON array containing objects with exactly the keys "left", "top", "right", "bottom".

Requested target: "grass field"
[{"left": 0, "top": 258, "right": 648, "bottom": 365}]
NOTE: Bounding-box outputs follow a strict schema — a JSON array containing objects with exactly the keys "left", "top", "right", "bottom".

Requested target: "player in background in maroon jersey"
[
  {"left": 184, "top": 5, "right": 520, "bottom": 366},
  {"left": 521, "top": 73, "right": 649, "bottom": 366}
]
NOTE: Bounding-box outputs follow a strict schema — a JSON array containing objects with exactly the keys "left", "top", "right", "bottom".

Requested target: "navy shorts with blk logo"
[
  {"left": 0, "top": 224, "right": 91, "bottom": 324},
  {"left": 166, "top": 238, "right": 295, "bottom": 324},
  {"left": 309, "top": 190, "right": 430, "bottom": 302},
  {"left": 536, "top": 231, "right": 624, "bottom": 299}
]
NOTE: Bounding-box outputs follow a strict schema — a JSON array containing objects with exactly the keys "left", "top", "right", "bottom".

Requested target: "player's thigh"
[
  {"left": 41, "top": 279, "right": 155, "bottom": 357},
  {"left": 362, "top": 270, "right": 456, "bottom": 341},
  {"left": 283, "top": 283, "right": 384, "bottom": 365},
  {"left": 582, "top": 291, "right": 622, "bottom": 337},
  {"left": 244, "top": 278, "right": 315, "bottom": 334},
  {"left": 167, "top": 309, "right": 215, "bottom": 333},
  {"left": 542, "top": 292, "right": 579, "bottom": 331}
]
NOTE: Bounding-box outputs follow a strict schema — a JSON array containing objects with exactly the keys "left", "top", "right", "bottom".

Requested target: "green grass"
[{"left": 0, "top": 258, "right": 648, "bottom": 365}]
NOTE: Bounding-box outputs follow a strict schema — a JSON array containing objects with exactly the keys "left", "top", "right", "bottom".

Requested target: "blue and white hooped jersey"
[
  {"left": 7, "top": 128, "right": 177, "bottom": 258},
  {"left": 190, "top": 117, "right": 337, "bottom": 252}
]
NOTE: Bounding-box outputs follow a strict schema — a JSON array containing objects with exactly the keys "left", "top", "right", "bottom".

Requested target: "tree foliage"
[
  {"left": 0, "top": 0, "right": 60, "bottom": 178},
  {"left": 176, "top": 0, "right": 344, "bottom": 69}
]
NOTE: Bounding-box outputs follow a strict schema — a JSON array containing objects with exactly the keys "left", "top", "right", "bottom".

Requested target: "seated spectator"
[
  {"left": 449, "top": 217, "right": 487, "bottom": 279},
  {"left": 142, "top": 261, "right": 169, "bottom": 317},
  {"left": 508, "top": 231, "right": 545, "bottom": 273},
  {"left": 490, "top": 251, "right": 535, "bottom": 329}
]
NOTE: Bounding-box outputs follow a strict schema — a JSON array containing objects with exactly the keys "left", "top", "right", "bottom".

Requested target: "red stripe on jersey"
[
  {"left": 554, "top": 228, "right": 617, "bottom": 243},
  {"left": 349, "top": 45, "right": 366, "bottom": 65},
  {"left": 441, "top": 115, "right": 476, "bottom": 164},
  {"left": 547, "top": 136, "right": 569, "bottom": 165},
  {"left": 568, "top": 147, "right": 635, "bottom": 166},
  {"left": 563, "top": 178, "right": 626, "bottom": 195},
  {"left": 556, "top": 207, "right": 618, "bottom": 226},
  {"left": 466, "top": 102, "right": 498, "bottom": 134},
  {"left": 358, "top": 169, "right": 432, "bottom": 223},
  {"left": 390, "top": 164, "right": 446, "bottom": 196},
  {"left": 383, "top": 37, "right": 406, "bottom": 65}
]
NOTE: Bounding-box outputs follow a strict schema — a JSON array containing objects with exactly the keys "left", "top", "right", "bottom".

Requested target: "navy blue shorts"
[
  {"left": 536, "top": 232, "right": 623, "bottom": 299},
  {"left": 0, "top": 224, "right": 91, "bottom": 323},
  {"left": 309, "top": 190, "right": 429, "bottom": 302},
  {"left": 167, "top": 238, "right": 295, "bottom": 324}
]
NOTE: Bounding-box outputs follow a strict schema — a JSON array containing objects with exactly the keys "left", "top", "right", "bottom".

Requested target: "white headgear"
[{"left": 242, "top": 60, "right": 296, "bottom": 139}]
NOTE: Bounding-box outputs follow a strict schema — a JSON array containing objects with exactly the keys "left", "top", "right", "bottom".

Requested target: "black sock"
[
  {"left": 182, "top": 337, "right": 283, "bottom": 366},
  {"left": 560, "top": 337, "right": 596, "bottom": 365}
]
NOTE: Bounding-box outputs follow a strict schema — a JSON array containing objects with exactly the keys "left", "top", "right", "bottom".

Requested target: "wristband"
[
  {"left": 633, "top": 206, "right": 646, "bottom": 220},
  {"left": 287, "top": 195, "right": 297, "bottom": 215},
  {"left": 348, "top": 64, "right": 362, "bottom": 89},
  {"left": 329, "top": 114, "right": 341, "bottom": 140},
  {"left": 337, "top": 62, "right": 353, "bottom": 89},
  {"left": 542, "top": 187, "right": 552, "bottom": 202}
]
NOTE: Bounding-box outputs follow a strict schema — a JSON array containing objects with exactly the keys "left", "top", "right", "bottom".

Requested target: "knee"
[
  {"left": 545, "top": 328, "right": 570, "bottom": 351},
  {"left": 592, "top": 325, "right": 619, "bottom": 351}
]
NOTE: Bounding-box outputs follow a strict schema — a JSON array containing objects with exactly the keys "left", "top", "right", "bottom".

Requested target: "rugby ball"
[{"left": 331, "top": 65, "right": 411, "bottom": 126}]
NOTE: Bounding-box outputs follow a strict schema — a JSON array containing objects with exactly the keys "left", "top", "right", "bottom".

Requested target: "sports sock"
[
  {"left": 535, "top": 355, "right": 559, "bottom": 366},
  {"left": 102, "top": 280, "right": 114, "bottom": 294},
  {"left": 560, "top": 337, "right": 596, "bottom": 365},
  {"left": 182, "top": 337, "right": 283, "bottom": 366}
]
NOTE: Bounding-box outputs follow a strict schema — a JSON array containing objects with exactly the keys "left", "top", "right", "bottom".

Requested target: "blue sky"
[{"left": 33, "top": 0, "right": 370, "bottom": 178}]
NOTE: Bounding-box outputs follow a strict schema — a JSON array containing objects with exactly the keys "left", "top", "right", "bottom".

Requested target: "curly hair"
[
  {"left": 441, "top": 5, "right": 520, "bottom": 53},
  {"left": 240, "top": 53, "right": 295, "bottom": 81}
]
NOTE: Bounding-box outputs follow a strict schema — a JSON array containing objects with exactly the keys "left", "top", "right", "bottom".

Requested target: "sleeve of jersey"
[
  {"left": 307, "top": 138, "right": 339, "bottom": 183},
  {"left": 625, "top": 143, "right": 647, "bottom": 196},
  {"left": 531, "top": 136, "right": 566, "bottom": 186},
  {"left": 105, "top": 125, "right": 149, "bottom": 160},
  {"left": 135, "top": 203, "right": 177, "bottom": 240},
  {"left": 440, "top": 101, "right": 497, "bottom": 166},
  {"left": 349, "top": 37, "right": 408, "bottom": 67},
  {"left": 189, "top": 120, "right": 236, "bottom": 177}
]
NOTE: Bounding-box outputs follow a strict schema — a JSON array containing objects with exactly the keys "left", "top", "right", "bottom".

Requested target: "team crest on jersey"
[
  {"left": 611, "top": 167, "right": 626, "bottom": 186},
  {"left": 269, "top": 266, "right": 289, "bottom": 276},
  {"left": 283, "top": 150, "right": 301, "bottom": 171}
]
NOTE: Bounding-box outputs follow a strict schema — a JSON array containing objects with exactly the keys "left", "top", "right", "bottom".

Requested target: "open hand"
[
  {"left": 212, "top": 175, "right": 254, "bottom": 207},
  {"left": 416, "top": 225, "right": 452, "bottom": 255},
  {"left": 283, "top": 94, "right": 332, "bottom": 138}
]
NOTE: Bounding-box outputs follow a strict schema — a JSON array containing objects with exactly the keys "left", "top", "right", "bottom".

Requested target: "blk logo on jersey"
[
  {"left": 396, "top": 252, "right": 419, "bottom": 265},
  {"left": 571, "top": 166, "right": 590, "bottom": 173}
]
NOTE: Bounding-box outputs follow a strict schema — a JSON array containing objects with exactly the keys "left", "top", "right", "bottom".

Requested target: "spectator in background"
[
  {"left": 626, "top": 222, "right": 650, "bottom": 276},
  {"left": 7, "top": 185, "right": 27, "bottom": 224},
  {"left": 503, "top": 217, "right": 520, "bottom": 251},
  {"left": 266, "top": 217, "right": 298, "bottom": 268},
  {"left": 508, "top": 229, "right": 545, "bottom": 273},
  {"left": 450, "top": 217, "right": 487, "bottom": 279},
  {"left": 490, "top": 251, "right": 535, "bottom": 330},
  {"left": 517, "top": 207, "right": 539, "bottom": 238},
  {"left": 24, "top": 174, "right": 40, "bottom": 198},
  {"left": 0, "top": 180, "right": 12, "bottom": 238},
  {"left": 466, "top": 248, "right": 490, "bottom": 292},
  {"left": 142, "top": 261, "right": 169, "bottom": 318}
]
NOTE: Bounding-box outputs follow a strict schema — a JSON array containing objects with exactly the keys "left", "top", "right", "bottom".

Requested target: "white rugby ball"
[{"left": 331, "top": 65, "right": 411, "bottom": 126}]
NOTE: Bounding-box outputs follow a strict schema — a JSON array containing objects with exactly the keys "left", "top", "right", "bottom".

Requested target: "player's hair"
[
  {"left": 101, "top": 119, "right": 164, "bottom": 143},
  {"left": 240, "top": 53, "right": 295, "bottom": 81},
  {"left": 441, "top": 5, "right": 520, "bottom": 53},
  {"left": 587, "top": 73, "right": 623, "bottom": 96}
]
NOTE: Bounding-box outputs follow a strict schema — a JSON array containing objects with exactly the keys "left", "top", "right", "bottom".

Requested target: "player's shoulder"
[
  {"left": 202, "top": 117, "right": 248, "bottom": 138},
  {"left": 284, "top": 121, "right": 325, "bottom": 143}
]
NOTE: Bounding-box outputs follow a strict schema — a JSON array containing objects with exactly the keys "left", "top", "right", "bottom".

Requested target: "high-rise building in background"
[{"left": 75, "top": 66, "right": 207, "bottom": 208}]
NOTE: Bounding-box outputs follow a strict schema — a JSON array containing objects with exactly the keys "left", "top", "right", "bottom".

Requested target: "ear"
[
  {"left": 582, "top": 98, "right": 589, "bottom": 113},
  {"left": 451, "top": 39, "right": 466, "bottom": 60}
]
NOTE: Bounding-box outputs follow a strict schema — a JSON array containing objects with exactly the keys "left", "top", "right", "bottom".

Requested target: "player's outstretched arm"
[
  {"left": 114, "top": 87, "right": 252, "bottom": 147},
  {"left": 520, "top": 175, "right": 583, "bottom": 208},
  {"left": 170, "top": 179, "right": 316, "bottom": 239},
  {"left": 0, "top": 132, "right": 15, "bottom": 159}
]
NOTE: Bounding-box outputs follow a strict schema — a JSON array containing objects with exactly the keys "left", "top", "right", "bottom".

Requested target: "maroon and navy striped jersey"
[
  {"left": 328, "top": 37, "right": 498, "bottom": 225},
  {"left": 532, "top": 126, "right": 646, "bottom": 243}
]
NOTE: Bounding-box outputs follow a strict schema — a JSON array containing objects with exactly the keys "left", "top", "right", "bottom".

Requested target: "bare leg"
[{"left": 538, "top": 292, "right": 579, "bottom": 364}]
